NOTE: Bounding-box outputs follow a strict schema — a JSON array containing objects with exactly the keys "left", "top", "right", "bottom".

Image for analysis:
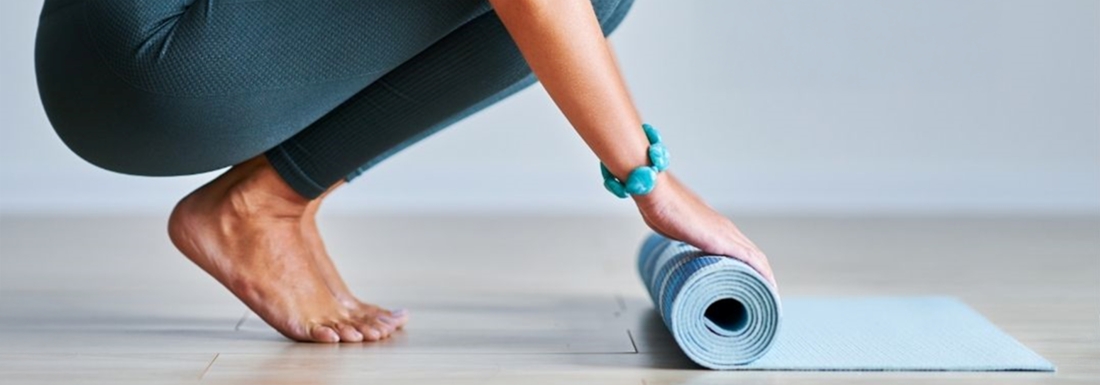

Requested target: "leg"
[
  {"left": 37, "top": 0, "right": 496, "bottom": 343},
  {"left": 37, "top": 0, "right": 632, "bottom": 343},
  {"left": 36, "top": 0, "right": 496, "bottom": 176},
  {"left": 265, "top": 0, "right": 636, "bottom": 198},
  {"left": 282, "top": 0, "right": 636, "bottom": 315}
]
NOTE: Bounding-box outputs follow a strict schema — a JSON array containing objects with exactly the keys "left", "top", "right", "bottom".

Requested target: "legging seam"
[{"left": 267, "top": 144, "right": 326, "bottom": 198}]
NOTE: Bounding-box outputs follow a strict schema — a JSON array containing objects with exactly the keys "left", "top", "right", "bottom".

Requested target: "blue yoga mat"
[{"left": 638, "top": 234, "right": 1054, "bottom": 371}]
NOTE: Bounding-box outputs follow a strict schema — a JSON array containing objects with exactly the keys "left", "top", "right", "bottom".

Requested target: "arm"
[
  {"left": 490, "top": 0, "right": 649, "bottom": 183},
  {"left": 490, "top": 0, "right": 777, "bottom": 286}
]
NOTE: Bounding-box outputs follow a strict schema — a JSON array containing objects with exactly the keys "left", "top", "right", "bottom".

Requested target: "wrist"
[
  {"left": 631, "top": 171, "right": 673, "bottom": 208},
  {"left": 601, "top": 150, "right": 651, "bottom": 182},
  {"left": 598, "top": 123, "right": 670, "bottom": 199}
]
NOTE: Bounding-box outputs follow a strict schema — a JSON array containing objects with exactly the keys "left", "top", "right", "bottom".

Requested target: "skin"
[
  {"left": 167, "top": 0, "right": 775, "bottom": 343},
  {"left": 491, "top": 0, "right": 776, "bottom": 285}
]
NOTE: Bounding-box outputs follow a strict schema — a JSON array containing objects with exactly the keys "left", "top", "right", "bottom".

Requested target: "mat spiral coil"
[{"left": 638, "top": 233, "right": 781, "bottom": 369}]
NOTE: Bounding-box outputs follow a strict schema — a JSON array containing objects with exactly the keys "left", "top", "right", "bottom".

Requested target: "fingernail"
[{"left": 391, "top": 308, "right": 407, "bottom": 316}]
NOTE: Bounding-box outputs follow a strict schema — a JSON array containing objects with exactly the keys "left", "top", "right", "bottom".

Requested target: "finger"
[{"left": 753, "top": 260, "right": 778, "bottom": 290}]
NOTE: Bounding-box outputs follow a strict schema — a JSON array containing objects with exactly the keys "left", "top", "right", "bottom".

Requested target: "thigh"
[
  {"left": 36, "top": 0, "right": 492, "bottom": 176},
  {"left": 82, "top": 0, "right": 493, "bottom": 97}
]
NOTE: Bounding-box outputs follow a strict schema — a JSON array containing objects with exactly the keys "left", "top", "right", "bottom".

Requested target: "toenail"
[{"left": 317, "top": 332, "right": 339, "bottom": 342}]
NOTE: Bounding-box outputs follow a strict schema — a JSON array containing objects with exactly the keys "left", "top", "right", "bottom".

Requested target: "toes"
[
  {"left": 377, "top": 315, "right": 403, "bottom": 331},
  {"left": 335, "top": 323, "right": 364, "bottom": 342},
  {"left": 339, "top": 307, "right": 409, "bottom": 342},
  {"left": 371, "top": 319, "right": 396, "bottom": 338},
  {"left": 356, "top": 324, "right": 383, "bottom": 341},
  {"left": 352, "top": 318, "right": 395, "bottom": 341},
  {"left": 382, "top": 309, "right": 409, "bottom": 329},
  {"left": 309, "top": 325, "right": 341, "bottom": 343}
]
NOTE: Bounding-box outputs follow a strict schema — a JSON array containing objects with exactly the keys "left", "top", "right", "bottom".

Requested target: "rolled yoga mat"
[{"left": 638, "top": 233, "right": 1055, "bottom": 371}]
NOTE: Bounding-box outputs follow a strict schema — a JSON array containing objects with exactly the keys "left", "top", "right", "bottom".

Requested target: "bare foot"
[
  {"left": 167, "top": 156, "right": 398, "bottom": 342},
  {"left": 300, "top": 185, "right": 408, "bottom": 338}
]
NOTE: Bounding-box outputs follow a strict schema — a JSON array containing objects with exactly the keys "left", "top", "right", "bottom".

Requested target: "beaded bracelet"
[{"left": 600, "top": 123, "right": 670, "bottom": 198}]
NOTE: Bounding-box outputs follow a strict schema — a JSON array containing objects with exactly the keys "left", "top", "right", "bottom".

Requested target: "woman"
[{"left": 35, "top": 0, "right": 775, "bottom": 343}]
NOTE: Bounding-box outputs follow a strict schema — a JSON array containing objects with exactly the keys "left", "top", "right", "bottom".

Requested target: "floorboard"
[{"left": 1, "top": 215, "right": 1096, "bottom": 384}]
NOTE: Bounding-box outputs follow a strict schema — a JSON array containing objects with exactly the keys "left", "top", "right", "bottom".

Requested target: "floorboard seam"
[
  {"left": 234, "top": 311, "right": 249, "bottom": 331},
  {"left": 199, "top": 353, "right": 219, "bottom": 380},
  {"left": 626, "top": 329, "right": 639, "bottom": 354}
]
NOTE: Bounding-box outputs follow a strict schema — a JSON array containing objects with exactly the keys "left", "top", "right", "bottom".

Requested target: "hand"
[{"left": 633, "top": 172, "right": 777, "bottom": 288}]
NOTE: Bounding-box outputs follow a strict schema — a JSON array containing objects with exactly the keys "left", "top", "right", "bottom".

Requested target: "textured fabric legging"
[{"left": 35, "top": 0, "right": 634, "bottom": 199}]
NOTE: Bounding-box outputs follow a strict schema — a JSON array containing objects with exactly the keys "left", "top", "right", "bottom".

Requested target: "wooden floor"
[{"left": 0, "top": 215, "right": 1096, "bottom": 384}]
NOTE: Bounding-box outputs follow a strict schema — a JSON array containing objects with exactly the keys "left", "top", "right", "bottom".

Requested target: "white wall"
[{"left": 2, "top": 0, "right": 1097, "bottom": 215}]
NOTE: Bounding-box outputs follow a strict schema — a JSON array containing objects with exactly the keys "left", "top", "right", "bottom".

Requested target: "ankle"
[{"left": 224, "top": 157, "right": 312, "bottom": 218}]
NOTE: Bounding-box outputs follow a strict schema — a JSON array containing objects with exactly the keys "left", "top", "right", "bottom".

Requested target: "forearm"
[
  {"left": 490, "top": 0, "right": 651, "bottom": 184},
  {"left": 491, "top": 0, "right": 775, "bottom": 284}
]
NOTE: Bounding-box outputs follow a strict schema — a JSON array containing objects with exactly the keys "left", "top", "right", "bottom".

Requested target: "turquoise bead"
[
  {"left": 598, "top": 123, "right": 668, "bottom": 198},
  {"left": 600, "top": 163, "right": 629, "bottom": 198},
  {"left": 600, "top": 163, "right": 616, "bottom": 180},
  {"left": 624, "top": 166, "right": 658, "bottom": 195},
  {"left": 648, "top": 143, "right": 669, "bottom": 172},
  {"left": 642, "top": 123, "right": 662, "bottom": 144},
  {"left": 604, "top": 178, "right": 628, "bottom": 198}
]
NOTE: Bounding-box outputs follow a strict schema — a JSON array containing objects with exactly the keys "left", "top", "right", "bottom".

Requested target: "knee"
[{"left": 591, "top": 0, "right": 635, "bottom": 36}]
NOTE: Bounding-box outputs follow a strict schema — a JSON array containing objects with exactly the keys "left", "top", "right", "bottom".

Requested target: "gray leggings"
[{"left": 35, "top": 0, "right": 634, "bottom": 199}]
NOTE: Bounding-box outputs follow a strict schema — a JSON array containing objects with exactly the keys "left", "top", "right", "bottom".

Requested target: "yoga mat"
[{"left": 638, "top": 234, "right": 1055, "bottom": 371}]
